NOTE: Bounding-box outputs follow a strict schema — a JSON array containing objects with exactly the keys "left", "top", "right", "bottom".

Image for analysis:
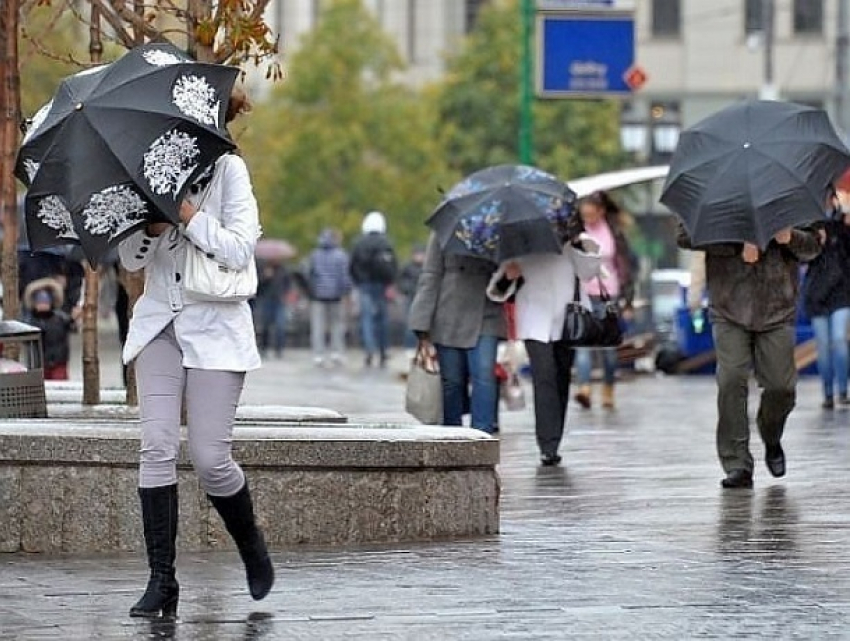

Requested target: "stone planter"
[{"left": 0, "top": 421, "right": 499, "bottom": 554}]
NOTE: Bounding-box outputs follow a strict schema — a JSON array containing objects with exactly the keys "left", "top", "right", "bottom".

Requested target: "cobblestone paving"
[{"left": 3, "top": 344, "right": 850, "bottom": 639}]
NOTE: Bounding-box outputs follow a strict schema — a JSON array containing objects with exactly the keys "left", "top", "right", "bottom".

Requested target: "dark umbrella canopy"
[
  {"left": 427, "top": 164, "right": 576, "bottom": 263},
  {"left": 15, "top": 42, "right": 238, "bottom": 265},
  {"left": 660, "top": 99, "right": 850, "bottom": 248}
]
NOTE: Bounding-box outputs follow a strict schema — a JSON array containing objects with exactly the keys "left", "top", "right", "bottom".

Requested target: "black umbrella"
[
  {"left": 15, "top": 41, "right": 238, "bottom": 265},
  {"left": 660, "top": 99, "right": 850, "bottom": 248},
  {"left": 426, "top": 164, "right": 577, "bottom": 263}
]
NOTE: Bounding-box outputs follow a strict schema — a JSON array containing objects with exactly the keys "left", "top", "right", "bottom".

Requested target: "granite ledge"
[{"left": 0, "top": 422, "right": 499, "bottom": 468}]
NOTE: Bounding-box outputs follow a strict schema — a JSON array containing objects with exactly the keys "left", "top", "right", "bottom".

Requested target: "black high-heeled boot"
[
  {"left": 129, "top": 484, "right": 180, "bottom": 619},
  {"left": 208, "top": 480, "right": 275, "bottom": 600}
]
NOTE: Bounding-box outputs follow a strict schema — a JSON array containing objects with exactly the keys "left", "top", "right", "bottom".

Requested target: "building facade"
[
  {"left": 254, "top": 0, "right": 489, "bottom": 91},
  {"left": 626, "top": 0, "right": 844, "bottom": 166}
]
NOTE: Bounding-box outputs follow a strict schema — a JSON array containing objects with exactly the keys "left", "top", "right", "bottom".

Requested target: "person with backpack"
[
  {"left": 350, "top": 211, "right": 398, "bottom": 368},
  {"left": 308, "top": 228, "right": 352, "bottom": 367}
]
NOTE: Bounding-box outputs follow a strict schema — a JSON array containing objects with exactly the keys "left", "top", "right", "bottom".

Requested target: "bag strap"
[
  {"left": 504, "top": 301, "right": 517, "bottom": 341},
  {"left": 573, "top": 275, "right": 581, "bottom": 302},
  {"left": 595, "top": 276, "right": 612, "bottom": 302}
]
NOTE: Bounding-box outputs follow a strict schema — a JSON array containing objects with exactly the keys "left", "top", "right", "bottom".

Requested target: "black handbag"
[{"left": 561, "top": 276, "right": 624, "bottom": 347}]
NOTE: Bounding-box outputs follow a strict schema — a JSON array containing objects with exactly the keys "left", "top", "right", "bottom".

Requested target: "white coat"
[
  {"left": 119, "top": 153, "right": 262, "bottom": 371},
  {"left": 487, "top": 238, "right": 602, "bottom": 343}
]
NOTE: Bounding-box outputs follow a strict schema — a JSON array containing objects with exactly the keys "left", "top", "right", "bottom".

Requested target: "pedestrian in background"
[
  {"left": 408, "top": 232, "right": 505, "bottom": 434},
  {"left": 678, "top": 224, "right": 820, "bottom": 488},
  {"left": 21, "top": 277, "right": 73, "bottom": 380},
  {"left": 118, "top": 85, "right": 273, "bottom": 619},
  {"left": 254, "top": 258, "right": 291, "bottom": 359},
  {"left": 488, "top": 226, "right": 601, "bottom": 465},
  {"left": 307, "top": 228, "right": 351, "bottom": 367},
  {"left": 398, "top": 243, "right": 426, "bottom": 354},
  {"left": 801, "top": 187, "right": 850, "bottom": 409},
  {"left": 349, "top": 211, "right": 398, "bottom": 368},
  {"left": 572, "top": 191, "right": 635, "bottom": 411}
]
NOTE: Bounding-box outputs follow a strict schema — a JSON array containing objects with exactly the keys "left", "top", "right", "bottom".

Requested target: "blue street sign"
[{"left": 536, "top": 11, "right": 635, "bottom": 97}]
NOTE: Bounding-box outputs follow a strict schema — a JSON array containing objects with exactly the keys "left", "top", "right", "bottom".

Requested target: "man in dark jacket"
[
  {"left": 350, "top": 211, "right": 398, "bottom": 367},
  {"left": 678, "top": 225, "right": 820, "bottom": 488}
]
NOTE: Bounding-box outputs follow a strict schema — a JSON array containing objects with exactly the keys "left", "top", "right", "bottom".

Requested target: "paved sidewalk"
[{"left": 3, "top": 337, "right": 850, "bottom": 639}]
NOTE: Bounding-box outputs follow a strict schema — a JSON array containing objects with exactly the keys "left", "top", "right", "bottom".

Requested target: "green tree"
[
  {"left": 437, "top": 0, "right": 625, "bottom": 179},
  {"left": 242, "top": 0, "right": 454, "bottom": 256}
]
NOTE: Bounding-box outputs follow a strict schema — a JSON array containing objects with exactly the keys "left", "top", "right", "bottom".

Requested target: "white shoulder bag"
[{"left": 182, "top": 160, "right": 258, "bottom": 302}]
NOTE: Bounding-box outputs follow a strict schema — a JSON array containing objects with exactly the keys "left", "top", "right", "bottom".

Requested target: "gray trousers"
[
  {"left": 713, "top": 320, "right": 796, "bottom": 473},
  {"left": 135, "top": 324, "right": 246, "bottom": 496},
  {"left": 310, "top": 300, "right": 346, "bottom": 359}
]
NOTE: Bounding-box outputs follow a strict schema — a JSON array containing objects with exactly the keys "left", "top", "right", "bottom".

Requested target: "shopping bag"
[
  {"left": 500, "top": 370, "right": 526, "bottom": 411},
  {"left": 405, "top": 344, "right": 443, "bottom": 424}
]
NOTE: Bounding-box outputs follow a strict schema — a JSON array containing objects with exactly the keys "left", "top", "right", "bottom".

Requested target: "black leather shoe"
[
  {"left": 721, "top": 469, "right": 753, "bottom": 489},
  {"left": 540, "top": 453, "right": 562, "bottom": 467},
  {"left": 765, "top": 444, "right": 786, "bottom": 478}
]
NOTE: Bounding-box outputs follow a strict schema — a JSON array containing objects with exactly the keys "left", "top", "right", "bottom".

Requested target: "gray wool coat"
[{"left": 408, "top": 233, "right": 507, "bottom": 348}]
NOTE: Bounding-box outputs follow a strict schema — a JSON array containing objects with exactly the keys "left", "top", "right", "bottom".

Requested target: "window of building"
[
  {"left": 793, "top": 0, "right": 823, "bottom": 34},
  {"left": 651, "top": 0, "right": 681, "bottom": 37},
  {"left": 465, "top": 0, "right": 487, "bottom": 33},
  {"left": 744, "top": 0, "right": 763, "bottom": 35}
]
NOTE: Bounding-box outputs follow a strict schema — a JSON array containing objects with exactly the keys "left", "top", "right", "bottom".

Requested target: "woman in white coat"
[
  {"left": 120, "top": 86, "right": 273, "bottom": 619},
  {"left": 488, "top": 232, "right": 601, "bottom": 466}
]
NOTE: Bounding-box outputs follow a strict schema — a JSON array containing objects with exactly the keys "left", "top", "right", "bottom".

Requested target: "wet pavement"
[{"left": 3, "top": 334, "right": 850, "bottom": 639}]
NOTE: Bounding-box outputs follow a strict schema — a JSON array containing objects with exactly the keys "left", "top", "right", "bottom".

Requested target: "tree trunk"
[
  {"left": 81, "top": 3, "right": 104, "bottom": 405},
  {"left": 0, "top": 0, "right": 21, "bottom": 335},
  {"left": 81, "top": 264, "right": 100, "bottom": 404}
]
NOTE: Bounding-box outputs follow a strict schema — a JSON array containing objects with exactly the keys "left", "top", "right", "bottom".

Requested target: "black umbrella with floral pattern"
[
  {"left": 426, "top": 164, "right": 578, "bottom": 264},
  {"left": 15, "top": 41, "right": 238, "bottom": 265}
]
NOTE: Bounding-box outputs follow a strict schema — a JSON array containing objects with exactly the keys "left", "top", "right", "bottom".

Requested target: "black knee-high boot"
[
  {"left": 208, "top": 480, "right": 275, "bottom": 600},
  {"left": 129, "top": 485, "right": 179, "bottom": 618}
]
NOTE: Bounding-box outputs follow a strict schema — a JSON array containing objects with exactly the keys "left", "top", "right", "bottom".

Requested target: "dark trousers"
[
  {"left": 713, "top": 320, "right": 796, "bottom": 473},
  {"left": 525, "top": 339, "right": 574, "bottom": 456}
]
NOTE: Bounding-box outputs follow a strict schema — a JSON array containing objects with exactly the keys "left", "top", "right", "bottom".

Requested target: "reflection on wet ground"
[{"left": 3, "top": 373, "right": 850, "bottom": 638}]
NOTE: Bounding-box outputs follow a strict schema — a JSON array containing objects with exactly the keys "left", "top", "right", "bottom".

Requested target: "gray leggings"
[{"left": 135, "top": 324, "right": 246, "bottom": 497}]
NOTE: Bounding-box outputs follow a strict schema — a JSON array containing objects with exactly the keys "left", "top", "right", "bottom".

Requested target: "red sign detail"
[{"left": 623, "top": 65, "right": 648, "bottom": 92}]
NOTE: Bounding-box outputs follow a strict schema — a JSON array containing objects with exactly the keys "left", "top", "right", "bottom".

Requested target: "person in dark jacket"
[
  {"left": 349, "top": 211, "right": 398, "bottom": 367},
  {"left": 254, "top": 258, "right": 291, "bottom": 359},
  {"left": 308, "top": 228, "right": 351, "bottom": 367},
  {"left": 802, "top": 190, "right": 850, "bottom": 409},
  {"left": 398, "top": 243, "right": 426, "bottom": 351},
  {"left": 22, "top": 277, "right": 73, "bottom": 380},
  {"left": 678, "top": 224, "right": 820, "bottom": 489}
]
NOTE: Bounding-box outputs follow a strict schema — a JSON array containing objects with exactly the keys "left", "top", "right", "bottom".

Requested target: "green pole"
[{"left": 519, "top": 0, "right": 534, "bottom": 165}]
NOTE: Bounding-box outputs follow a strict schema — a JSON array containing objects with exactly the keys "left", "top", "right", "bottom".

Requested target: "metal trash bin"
[{"left": 0, "top": 320, "right": 47, "bottom": 418}]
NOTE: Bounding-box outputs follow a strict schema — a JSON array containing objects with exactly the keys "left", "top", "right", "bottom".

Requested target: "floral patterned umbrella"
[
  {"left": 15, "top": 42, "right": 238, "bottom": 265},
  {"left": 426, "top": 164, "right": 578, "bottom": 263}
]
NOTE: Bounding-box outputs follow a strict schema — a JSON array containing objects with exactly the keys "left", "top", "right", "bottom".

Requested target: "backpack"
[{"left": 366, "top": 244, "right": 397, "bottom": 284}]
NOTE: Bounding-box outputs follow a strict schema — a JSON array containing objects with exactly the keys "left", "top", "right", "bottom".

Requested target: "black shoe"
[
  {"left": 208, "top": 482, "right": 275, "bottom": 601},
  {"left": 540, "top": 453, "right": 562, "bottom": 466},
  {"left": 720, "top": 469, "right": 753, "bottom": 489},
  {"left": 765, "top": 443, "right": 786, "bottom": 478},
  {"left": 839, "top": 394, "right": 850, "bottom": 406},
  {"left": 130, "top": 485, "right": 180, "bottom": 619},
  {"left": 823, "top": 397, "right": 835, "bottom": 410}
]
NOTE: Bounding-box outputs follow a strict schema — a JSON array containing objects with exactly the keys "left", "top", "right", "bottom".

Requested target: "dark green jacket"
[{"left": 678, "top": 227, "right": 820, "bottom": 331}]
